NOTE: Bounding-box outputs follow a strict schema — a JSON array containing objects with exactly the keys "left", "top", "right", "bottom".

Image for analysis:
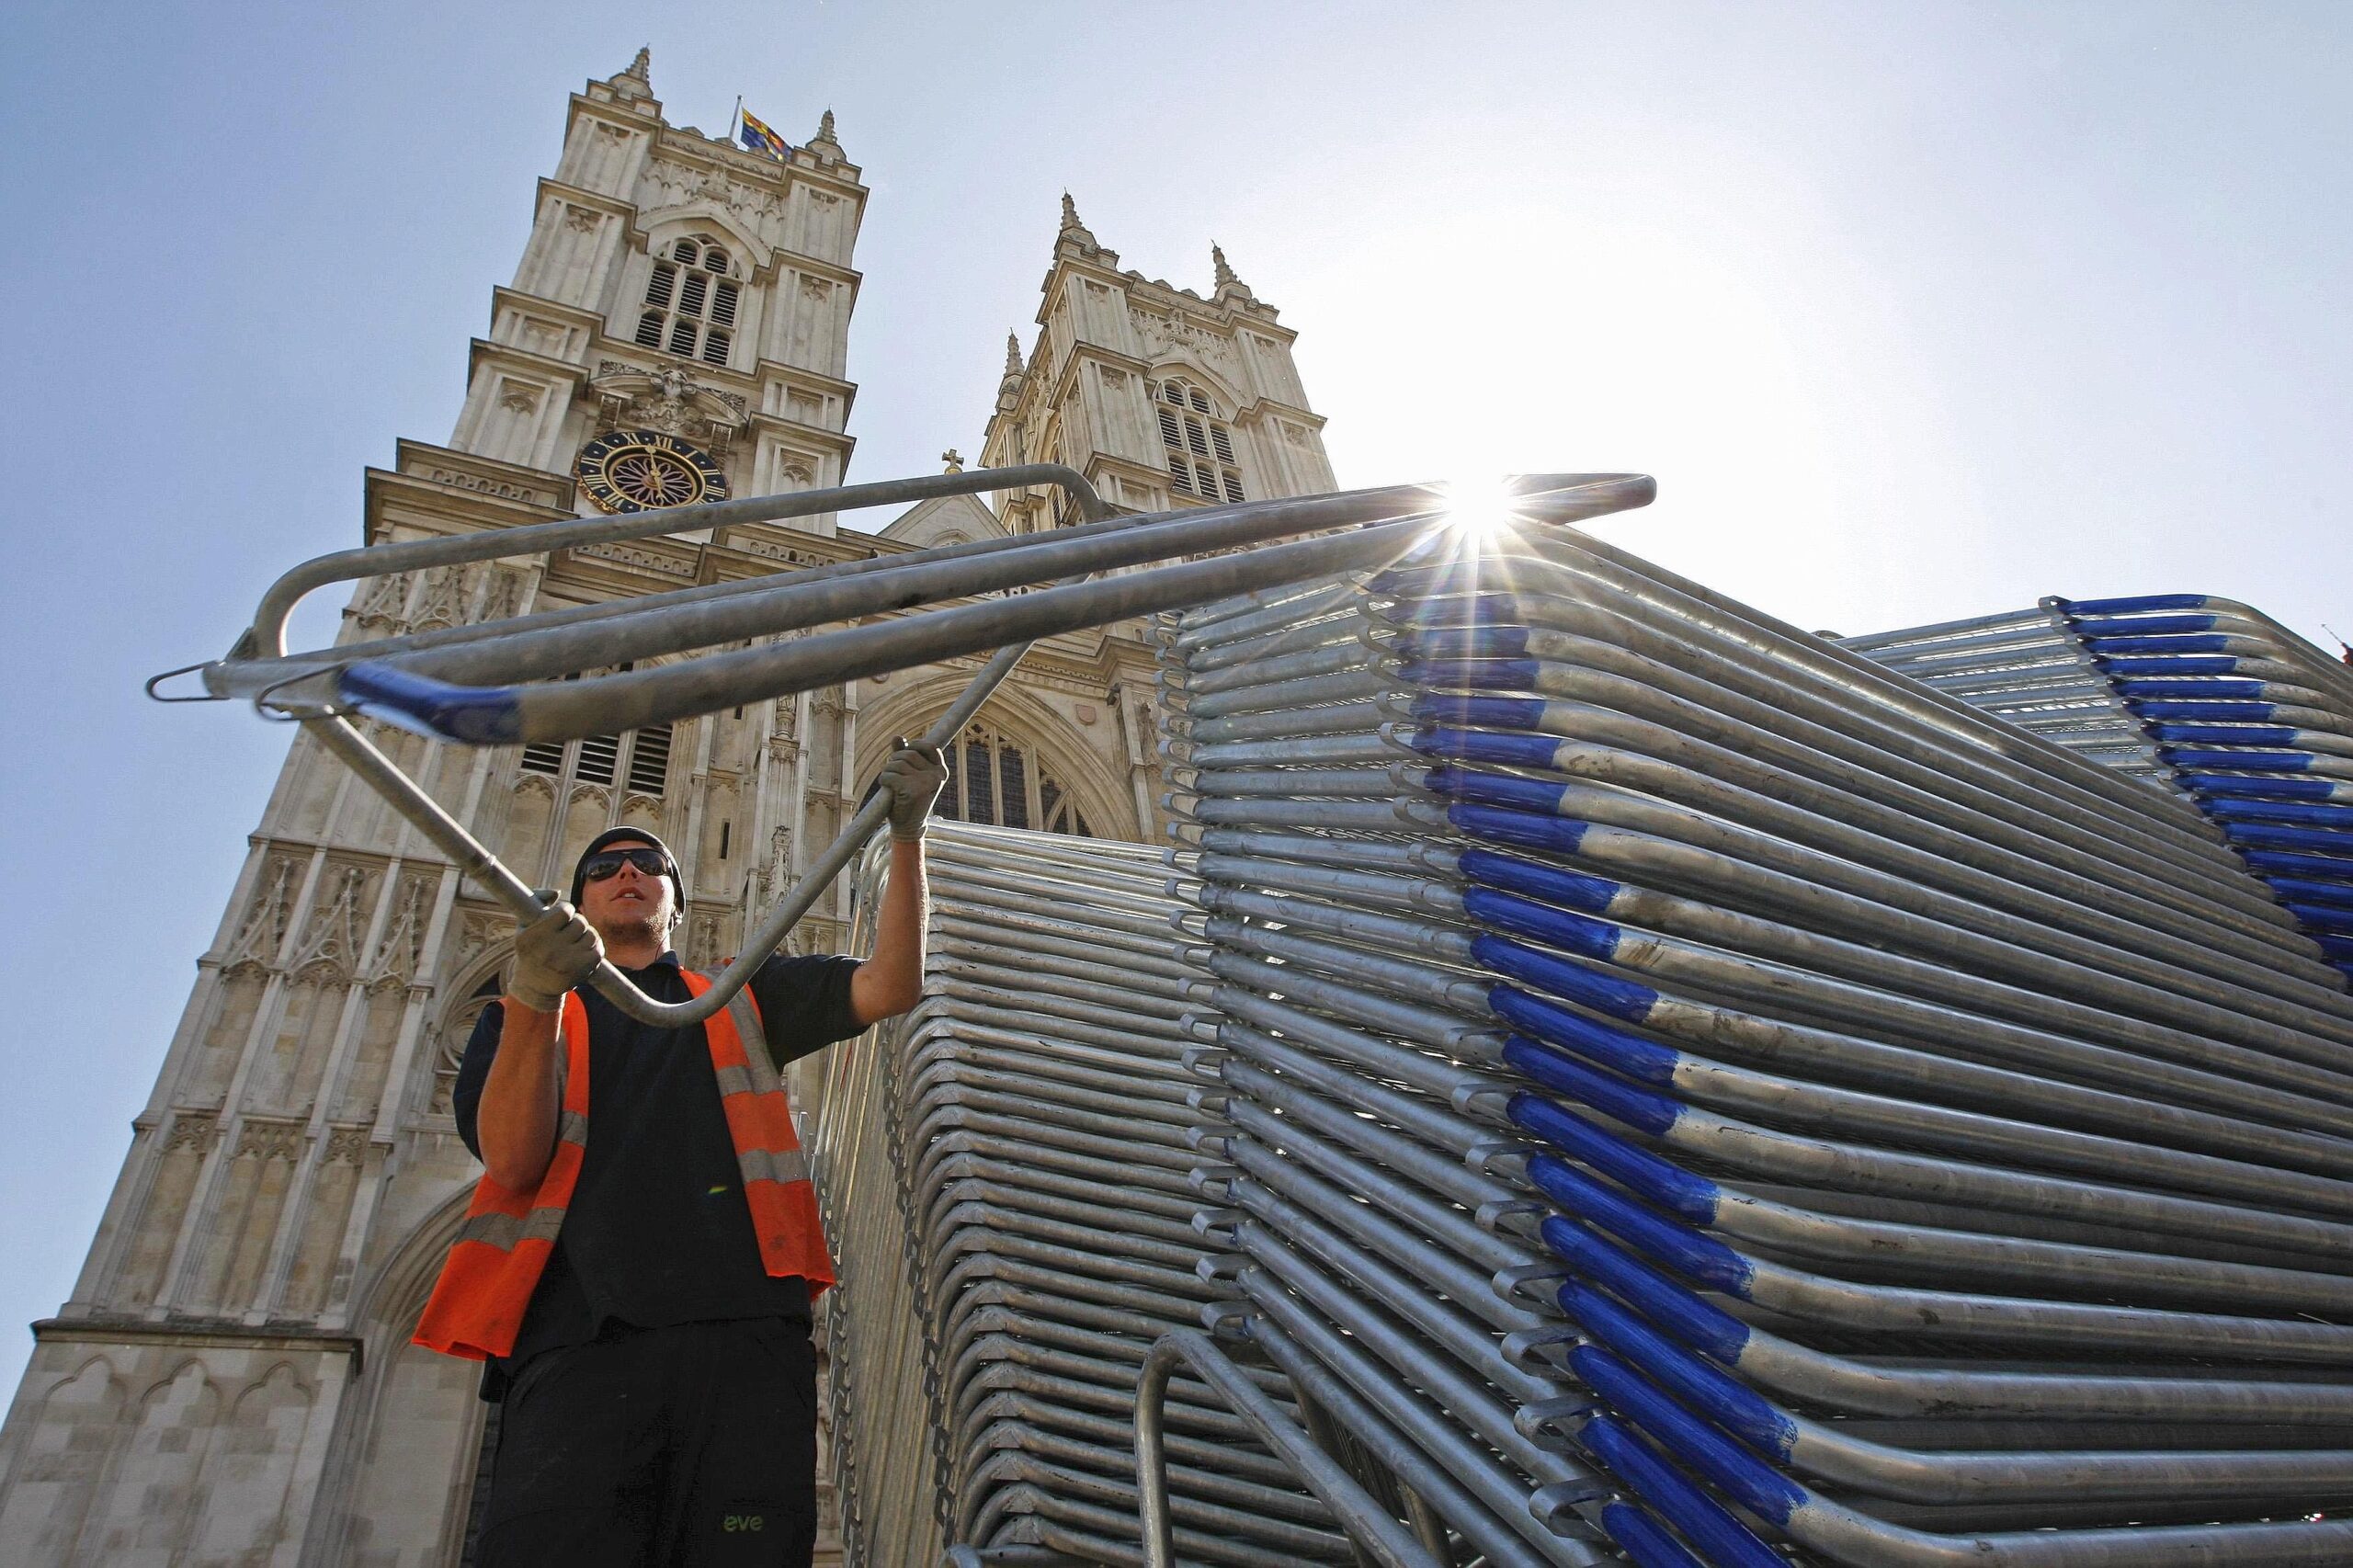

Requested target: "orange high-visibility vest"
[{"left": 413, "top": 971, "right": 835, "bottom": 1361}]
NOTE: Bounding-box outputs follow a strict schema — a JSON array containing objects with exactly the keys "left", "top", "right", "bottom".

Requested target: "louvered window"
[
  {"left": 1148, "top": 378, "right": 1244, "bottom": 505},
  {"left": 627, "top": 724, "right": 672, "bottom": 794},
  {"left": 514, "top": 671, "right": 675, "bottom": 799},
  {"left": 638, "top": 234, "right": 740, "bottom": 369}
]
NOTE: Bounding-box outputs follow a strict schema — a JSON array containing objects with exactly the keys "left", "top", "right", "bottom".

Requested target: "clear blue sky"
[{"left": 1, "top": 1, "right": 2347, "bottom": 1401}]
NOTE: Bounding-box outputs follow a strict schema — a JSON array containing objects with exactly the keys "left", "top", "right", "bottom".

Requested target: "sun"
[{"left": 1441, "top": 474, "right": 1519, "bottom": 541}]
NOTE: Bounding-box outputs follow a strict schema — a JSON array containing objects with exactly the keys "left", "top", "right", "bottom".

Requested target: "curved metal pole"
[
  {"left": 1135, "top": 1329, "right": 1440, "bottom": 1568},
  {"left": 229, "top": 463, "right": 1107, "bottom": 666}
]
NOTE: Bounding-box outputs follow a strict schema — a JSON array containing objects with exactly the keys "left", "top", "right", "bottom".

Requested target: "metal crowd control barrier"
[
  {"left": 1848, "top": 596, "right": 2353, "bottom": 988},
  {"left": 1156, "top": 516, "right": 2353, "bottom": 1565},
  {"left": 149, "top": 465, "right": 1656, "bottom": 1029},
  {"left": 808, "top": 822, "right": 1357, "bottom": 1566}
]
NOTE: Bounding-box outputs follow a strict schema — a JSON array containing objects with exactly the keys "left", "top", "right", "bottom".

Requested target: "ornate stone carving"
[
  {"left": 324, "top": 1127, "right": 369, "bottom": 1165},
  {"left": 595, "top": 120, "right": 631, "bottom": 143},
  {"left": 563, "top": 204, "right": 600, "bottom": 233},
  {"left": 800, "top": 276, "right": 833, "bottom": 301},
  {"left": 1134, "top": 309, "right": 1242, "bottom": 381},
  {"left": 642, "top": 158, "right": 785, "bottom": 225},
  {"left": 498, "top": 381, "right": 541, "bottom": 415},
  {"left": 759, "top": 825, "right": 794, "bottom": 901},
  {"left": 350, "top": 571, "right": 409, "bottom": 630},
  {"left": 732, "top": 538, "right": 819, "bottom": 566},
  {"left": 589, "top": 361, "right": 747, "bottom": 453},
  {"left": 366, "top": 874, "right": 432, "bottom": 986},
  {"left": 410, "top": 564, "right": 470, "bottom": 630},
  {"left": 235, "top": 1119, "right": 303, "bottom": 1162},
  {"left": 457, "top": 907, "right": 510, "bottom": 971},
  {"left": 475, "top": 568, "right": 525, "bottom": 626},
  {"left": 686, "top": 912, "right": 725, "bottom": 971},
  {"left": 224, "top": 860, "right": 297, "bottom": 968},
  {"left": 290, "top": 867, "right": 369, "bottom": 978},
  {"left": 574, "top": 540, "right": 696, "bottom": 577},
  {"left": 164, "top": 1113, "right": 221, "bottom": 1154}
]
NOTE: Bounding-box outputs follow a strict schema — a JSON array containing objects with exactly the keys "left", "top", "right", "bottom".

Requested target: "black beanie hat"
[{"left": 570, "top": 826, "right": 686, "bottom": 911}]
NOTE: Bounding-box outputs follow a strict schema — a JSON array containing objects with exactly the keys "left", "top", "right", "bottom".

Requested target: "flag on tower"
[{"left": 738, "top": 106, "right": 790, "bottom": 160}]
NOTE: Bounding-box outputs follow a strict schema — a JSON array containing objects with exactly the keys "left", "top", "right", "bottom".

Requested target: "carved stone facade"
[{"left": 0, "top": 49, "right": 1327, "bottom": 1568}]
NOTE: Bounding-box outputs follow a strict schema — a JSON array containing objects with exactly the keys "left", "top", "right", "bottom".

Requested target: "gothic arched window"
[
  {"left": 1148, "top": 379, "right": 1244, "bottom": 504},
  {"left": 634, "top": 235, "right": 740, "bottom": 369},
  {"left": 934, "top": 723, "right": 1093, "bottom": 836}
]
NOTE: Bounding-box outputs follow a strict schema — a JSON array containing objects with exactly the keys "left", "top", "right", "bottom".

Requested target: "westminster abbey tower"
[{"left": 0, "top": 51, "right": 1330, "bottom": 1568}]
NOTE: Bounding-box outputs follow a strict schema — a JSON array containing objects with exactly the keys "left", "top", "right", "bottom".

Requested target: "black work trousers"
[{"left": 477, "top": 1318, "right": 819, "bottom": 1568}]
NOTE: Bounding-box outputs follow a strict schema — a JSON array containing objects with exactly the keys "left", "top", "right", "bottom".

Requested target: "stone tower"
[
  {"left": 980, "top": 197, "right": 1336, "bottom": 527},
  {"left": 0, "top": 62, "right": 1333, "bottom": 1568}
]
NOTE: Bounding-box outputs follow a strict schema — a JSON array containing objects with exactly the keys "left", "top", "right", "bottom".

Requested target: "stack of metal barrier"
[
  {"left": 1847, "top": 596, "right": 2353, "bottom": 987},
  {"left": 1160, "top": 525, "right": 2353, "bottom": 1566},
  {"left": 808, "top": 819, "right": 1350, "bottom": 1567}
]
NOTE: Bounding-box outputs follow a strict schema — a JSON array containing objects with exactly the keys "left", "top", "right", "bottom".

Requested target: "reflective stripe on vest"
[{"left": 412, "top": 972, "right": 834, "bottom": 1362}]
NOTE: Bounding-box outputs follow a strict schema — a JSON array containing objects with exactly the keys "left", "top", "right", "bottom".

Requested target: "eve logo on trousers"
[{"left": 722, "top": 1514, "right": 766, "bottom": 1533}]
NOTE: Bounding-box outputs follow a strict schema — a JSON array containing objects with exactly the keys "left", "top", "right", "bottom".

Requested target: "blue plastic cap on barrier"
[
  {"left": 2117, "top": 677, "right": 2267, "bottom": 699},
  {"left": 1408, "top": 692, "right": 1549, "bottom": 733},
  {"left": 1395, "top": 656, "right": 1541, "bottom": 692},
  {"left": 1473, "top": 932, "right": 1656, "bottom": 1022},
  {"left": 337, "top": 662, "right": 527, "bottom": 745},
  {"left": 1562, "top": 1284, "right": 1794, "bottom": 1459},
  {"left": 1491, "top": 983, "right": 1677, "bottom": 1085},
  {"left": 1547, "top": 1221, "right": 1752, "bottom": 1364},
  {"left": 1414, "top": 725, "right": 1563, "bottom": 772},
  {"left": 1446, "top": 801, "right": 1595, "bottom": 859},
  {"left": 1586, "top": 1426, "right": 1786, "bottom": 1568},
  {"left": 1568, "top": 1347, "right": 1806, "bottom": 1525},
  {"left": 2269, "top": 877, "right": 2353, "bottom": 911},
  {"left": 1597, "top": 1501, "right": 1712, "bottom": 1568},
  {"left": 1517, "top": 1109, "right": 1728, "bottom": 1234},
  {"left": 2066, "top": 593, "right": 2212, "bottom": 615},
  {"left": 2071, "top": 614, "right": 2220, "bottom": 637},
  {"left": 2161, "top": 747, "right": 2313, "bottom": 772},
  {"left": 1459, "top": 846, "right": 1621, "bottom": 915},
  {"left": 2096, "top": 654, "right": 2241, "bottom": 675},
  {"left": 2147, "top": 722, "right": 2300, "bottom": 746},
  {"left": 2127, "top": 700, "right": 2277, "bottom": 723},
  {"left": 1502, "top": 1032, "right": 1680, "bottom": 1134},
  {"left": 2179, "top": 773, "right": 2333, "bottom": 800}
]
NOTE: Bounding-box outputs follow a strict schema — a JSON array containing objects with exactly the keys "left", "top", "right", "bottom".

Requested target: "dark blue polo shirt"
[{"left": 453, "top": 950, "right": 863, "bottom": 1391}]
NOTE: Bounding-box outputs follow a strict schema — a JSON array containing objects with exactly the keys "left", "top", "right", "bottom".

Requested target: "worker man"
[{"left": 413, "top": 743, "right": 947, "bottom": 1568}]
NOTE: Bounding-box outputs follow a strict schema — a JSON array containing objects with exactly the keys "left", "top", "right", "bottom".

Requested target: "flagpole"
[{"left": 731, "top": 95, "right": 744, "bottom": 146}]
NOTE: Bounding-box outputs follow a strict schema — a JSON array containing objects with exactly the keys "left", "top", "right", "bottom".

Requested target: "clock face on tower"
[{"left": 573, "top": 428, "right": 730, "bottom": 513}]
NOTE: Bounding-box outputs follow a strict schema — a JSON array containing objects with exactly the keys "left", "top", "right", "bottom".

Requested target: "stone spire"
[
  {"left": 996, "top": 332, "right": 1028, "bottom": 415},
  {"left": 808, "top": 108, "right": 842, "bottom": 159},
  {"left": 1055, "top": 192, "right": 1107, "bottom": 259},
  {"left": 608, "top": 47, "right": 653, "bottom": 102},
  {"left": 1211, "top": 242, "right": 1256, "bottom": 304}
]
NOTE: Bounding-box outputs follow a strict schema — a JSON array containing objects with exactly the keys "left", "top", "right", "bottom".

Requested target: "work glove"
[
  {"left": 508, "top": 894, "right": 603, "bottom": 1014},
  {"left": 876, "top": 741, "right": 948, "bottom": 842}
]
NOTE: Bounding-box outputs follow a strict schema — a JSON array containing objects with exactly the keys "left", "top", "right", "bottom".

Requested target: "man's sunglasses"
[{"left": 581, "top": 848, "right": 673, "bottom": 883}]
